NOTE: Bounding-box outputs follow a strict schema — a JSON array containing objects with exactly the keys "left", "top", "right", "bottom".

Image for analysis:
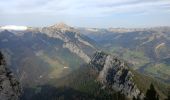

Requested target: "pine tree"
[
  {"left": 144, "top": 83, "right": 159, "bottom": 100},
  {"left": 164, "top": 90, "right": 170, "bottom": 100},
  {"left": 133, "top": 95, "right": 141, "bottom": 100},
  {"left": 0, "top": 51, "right": 4, "bottom": 64}
]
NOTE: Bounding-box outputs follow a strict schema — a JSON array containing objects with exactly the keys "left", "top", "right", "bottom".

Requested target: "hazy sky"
[{"left": 0, "top": 0, "right": 170, "bottom": 28}]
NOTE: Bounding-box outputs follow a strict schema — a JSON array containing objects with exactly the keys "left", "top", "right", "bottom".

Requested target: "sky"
[{"left": 0, "top": 0, "right": 170, "bottom": 28}]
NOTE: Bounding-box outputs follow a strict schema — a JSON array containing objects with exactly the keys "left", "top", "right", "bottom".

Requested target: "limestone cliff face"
[
  {"left": 0, "top": 52, "right": 21, "bottom": 100},
  {"left": 40, "top": 23, "right": 96, "bottom": 63},
  {"left": 90, "top": 51, "right": 144, "bottom": 99}
]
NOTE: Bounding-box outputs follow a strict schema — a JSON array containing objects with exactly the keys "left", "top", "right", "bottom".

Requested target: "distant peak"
[{"left": 50, "top": 22, "right": 71, "bottom": 29}]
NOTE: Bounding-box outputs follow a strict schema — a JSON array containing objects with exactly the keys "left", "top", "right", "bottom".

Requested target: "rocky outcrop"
[
  {"left": 63, "top": 43, "right": 90, "bottom": 62},
  {"left": 0, "top": 52, "right": 21, "bottom": 100},
  {"left": 90, "top": 51, "right": 144, "bottom": 99},
  {"left": 40, "top": 23, "right": 94, "bottom": 63}
]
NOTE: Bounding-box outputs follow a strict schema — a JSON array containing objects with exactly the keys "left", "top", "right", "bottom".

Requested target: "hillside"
[
  {"left": 0, "top": 25, "right": 170, "bottom": 100},
  {"left": 0, "top": 23, "right": 97, "bottom": 87},
  {"left": 21, "top": 51, "right": 170, "bottom": 100},
  {"left": 78, "top": 27, "right": 170, "bottom": 82}
]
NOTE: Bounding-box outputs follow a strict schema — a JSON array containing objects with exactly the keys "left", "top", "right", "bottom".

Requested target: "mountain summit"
[
  {"left": 49, "top": 22, "right": 73, "bottom": 31},
  {"left": 51, "top": 22, "right": 70, "bottom": 28}
]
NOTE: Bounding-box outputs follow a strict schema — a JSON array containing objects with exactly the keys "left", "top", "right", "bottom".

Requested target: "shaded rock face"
[
  {"left": 0, "top": 52, "right": 21, "bottom": 100},
  {"left": 90, "top": 51, "right": 144, "bottom": 99}
]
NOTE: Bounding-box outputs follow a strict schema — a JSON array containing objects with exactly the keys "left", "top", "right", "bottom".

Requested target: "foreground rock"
[{"left": 0, "top": 52, "right": 21, "bottom": 100}]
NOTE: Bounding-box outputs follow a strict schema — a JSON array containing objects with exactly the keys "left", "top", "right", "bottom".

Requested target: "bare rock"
[
  {"left": 0, "top": 52, "right": 21, "bottom": 100},
  {"left": 90, "top": 51, "right": 144, "bottom": 99}
]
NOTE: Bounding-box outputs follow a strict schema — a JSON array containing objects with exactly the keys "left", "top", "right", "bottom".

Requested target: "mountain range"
[
  {"left": 0, "top": 23, "right": 97, "bottom": 87},
  {"left": 0, "top": 23, "right": 170, "bottom": 100}
]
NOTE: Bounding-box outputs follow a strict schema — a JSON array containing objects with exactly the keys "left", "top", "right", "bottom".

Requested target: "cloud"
[
  {"left": 1, "top": 0, "right": 170, "bottom": 15},
  {"left": 0, "top": 0, "right": 170, "bottom": 27},
  {"left": 0, "top": 25, "right": 27, "bottom": 30}
]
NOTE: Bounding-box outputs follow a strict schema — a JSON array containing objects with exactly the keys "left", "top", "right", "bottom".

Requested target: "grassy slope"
[
  {"left": 107, "top": 46, "right": 170, "bottom": 83},
  {"left": 107, "top": 46, "right": 150, "bottom": 70},
  {"left": 131, "top": 69, "right": 170, "bottom": 100},
  {"left": 22, "top": 65, "right": 128, "bottom": 100},
  {"left": 144, "top": 62, "right": 170, "bottom": 81},
  {"left": 53, "top": 63, "right": 170, "bottom": 100}
]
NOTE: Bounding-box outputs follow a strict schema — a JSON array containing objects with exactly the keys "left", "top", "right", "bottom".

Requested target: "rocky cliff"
[
  {"left": 39, "top": 23, "right": 96, "bottom": 63},
  {"left": 90, "top": 51, "right": 144, "bottom": 99},
  {"left": 0, "top": 52, "right": 21, "bottom": 100}
]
